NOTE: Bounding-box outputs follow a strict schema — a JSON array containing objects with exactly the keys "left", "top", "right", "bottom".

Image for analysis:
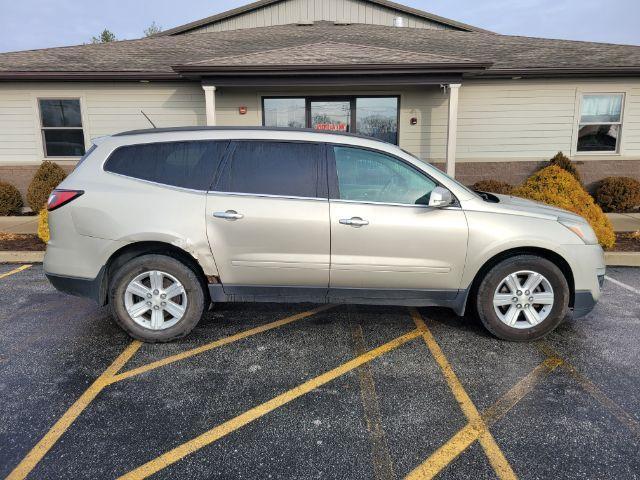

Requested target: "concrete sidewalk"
[
  {"left": 0, "top": 216, "right": 38, "bottom": 234},
  {"left": 607, "top": 213, "right": 640, "bottom": 232}
]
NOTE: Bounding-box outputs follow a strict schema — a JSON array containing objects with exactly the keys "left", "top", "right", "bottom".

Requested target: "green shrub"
[
  {"left": 26, "top": 161, "right": 67, "bottom": 211},
  {"left": 37, "top": 209, "right": 50, "bottom": 243},
  {"left": 594, "top": 176, "right": 640, "bottom": 213},
  {"left": 0, "top": 182, "right": 23, "bottom": 216},
  {"left": 547, "top": 152, "right": 581, "bottom": 184},
  {"left": 512, "top": 166, "right": 615, "bottom": 249},
  {"left": 471, "top": 180, "right": 514, "bottom": 195}
]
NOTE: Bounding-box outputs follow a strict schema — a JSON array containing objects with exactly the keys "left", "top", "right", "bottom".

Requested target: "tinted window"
[
  {"left": 105, "top": 141, "right": 228, "bottom": 190},
  {"left": 217, "top": 141, "right": 321, "bottom": 198},
  {"left": 333, "top": 146, "right": 436, "bottom": 205},
  {"left": 39, "top": 99, "right": 85, "bottom": 157}
]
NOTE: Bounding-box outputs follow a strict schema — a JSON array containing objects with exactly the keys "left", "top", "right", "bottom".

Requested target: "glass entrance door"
[{"left": 310, "top": 100, "right": 352, "bottom": 133}]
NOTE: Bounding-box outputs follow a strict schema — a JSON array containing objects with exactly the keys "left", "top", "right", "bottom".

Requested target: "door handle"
[
  {"left": 213, "top": 210, "right": 244, "bottom": 220},
  {"left": 339, "top": 217, "right": 369, "bottom": 227}
]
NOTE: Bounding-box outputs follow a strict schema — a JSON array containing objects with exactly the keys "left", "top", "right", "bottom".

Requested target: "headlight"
[{"left": 558, "top": 217, "right": 598, "bottom": 245}]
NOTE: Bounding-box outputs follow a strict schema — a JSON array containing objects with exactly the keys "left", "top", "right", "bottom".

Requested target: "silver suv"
[{"left": 44, "top": 127, "right": 605, "bottom": 342}]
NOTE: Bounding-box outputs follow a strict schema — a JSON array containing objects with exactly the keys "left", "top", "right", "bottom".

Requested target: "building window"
[
  {"left": 263, "top": 96, "right": 399, "bottom": 144},
  {"left": 39, "top": 99, "right": 86, "bottom": 157},
  {"left": 263, "top": 98, "right": 306, "bottom": 128},
  {"left": 577, "top": 94, "right": 624, "bottom": 153}
]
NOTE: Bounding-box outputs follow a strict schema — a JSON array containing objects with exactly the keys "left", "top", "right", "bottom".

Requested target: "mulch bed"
[
  {"left": 0, "top": 233, "right": 46, "bottom": 251},
  {"left": 1, "top": 232, "right": 639, "bottom": 254},
  {"left": 613, "top": 232, "right": 640, "bottom": 252}
]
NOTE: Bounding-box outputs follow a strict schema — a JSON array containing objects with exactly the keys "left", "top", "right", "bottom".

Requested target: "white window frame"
[
  {"left": 575, "top": 92, "right": 625, "bottom": 156},
  {"left": 37, "top": 97, "right": 87, "bottom": 159}
]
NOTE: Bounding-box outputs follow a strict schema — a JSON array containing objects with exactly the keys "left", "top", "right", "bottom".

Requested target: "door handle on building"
[
  {"left": 339, "top": 217, "right": 369, "bottom": 227},
  {"left": 213, "top": 210, "right": 244, "bottom": 220}
]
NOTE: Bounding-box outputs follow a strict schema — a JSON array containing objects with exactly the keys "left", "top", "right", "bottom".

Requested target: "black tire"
[
  {"left": 109, "top": 254, "right": 206, "bottom": 343},
  {"left": 475, "top": 255, "right": 570, "bottom": 342}
]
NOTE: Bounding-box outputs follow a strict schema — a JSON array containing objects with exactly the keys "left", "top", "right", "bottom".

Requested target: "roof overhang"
[{"left": 173, "top": 62, "right": 491, "bottom": 85}]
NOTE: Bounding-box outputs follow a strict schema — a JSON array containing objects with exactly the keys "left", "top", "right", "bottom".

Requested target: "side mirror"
[{"left": 428, "top": 187, "right": 453, "bottom": 208}]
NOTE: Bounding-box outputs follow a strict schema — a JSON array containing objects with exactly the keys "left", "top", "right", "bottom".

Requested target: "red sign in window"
[{"left": 314, "top": 123, "right": 348, "bottom": 131}]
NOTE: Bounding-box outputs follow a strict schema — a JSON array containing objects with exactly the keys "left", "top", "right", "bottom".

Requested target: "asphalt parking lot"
[{"left": 1, "top": 264, "right": 639, "bottom": 480}]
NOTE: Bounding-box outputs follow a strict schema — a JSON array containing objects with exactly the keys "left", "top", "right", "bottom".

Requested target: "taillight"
[{"left": 47, "top": 189, "right": 84, "bottom": 211}]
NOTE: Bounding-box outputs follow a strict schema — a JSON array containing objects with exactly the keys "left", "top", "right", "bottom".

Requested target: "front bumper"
[{"left": 573, "top": 290, "right": 598, "bottom": 318}]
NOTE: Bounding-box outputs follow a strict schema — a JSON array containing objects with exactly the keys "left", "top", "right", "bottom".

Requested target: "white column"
[
  {"left": 203, "top": 85, "right": 217, "bottom": 126},
  {"left": 446, "top": 83, "right": 461, "bottom": 178}
]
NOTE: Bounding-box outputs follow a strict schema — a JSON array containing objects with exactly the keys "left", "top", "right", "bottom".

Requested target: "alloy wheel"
[
  {"left": 123, "top": 270, "right": 188, "bottom": 330},
  {"left": 493, "top": 270, "right": 555, "bottom": 329}
]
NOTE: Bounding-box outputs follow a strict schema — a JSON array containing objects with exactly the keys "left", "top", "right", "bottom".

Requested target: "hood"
[{"left": 471, "top": 193, "right": 587, "bottom": 223}]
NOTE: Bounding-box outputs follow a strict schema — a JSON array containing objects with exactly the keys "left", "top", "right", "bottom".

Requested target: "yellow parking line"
[
  {"left": 407, "top": 348, "right": 562, "bottom": 479},
  {"left": 406, "top": 422, "right": 481, "bottom": 480},
  {"left": 6, "top": 341, "right": 142, "bottom": 480},
  {"left": 110, "top": 305, "right": 335, "bottom": 383},
  {"left": 0, "top": 264, "right": 31, "bottom": 280},
  {"left": 409, "top": 308, "right": 517, "bottom": 480},
  {"left": 537, "top": 342, "right": 640, "bottom": 438},
  {"left": 119, "top": 329, "right": 422, "bottom": 480},
  {"left": 351, "top": 322, "right": 395, "bottom": 480}
]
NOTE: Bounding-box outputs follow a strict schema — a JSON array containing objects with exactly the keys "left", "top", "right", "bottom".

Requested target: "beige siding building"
[{"left": 1, "top": 0, "right": 639, "bottom": 196}]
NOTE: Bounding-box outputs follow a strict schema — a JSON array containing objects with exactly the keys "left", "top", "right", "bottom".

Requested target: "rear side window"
[
  {"left": 104, "top": 141, "right": 228, "bottom": 190},
  {"left": 216, "top": 141, "right": 322, "bottom": 198}
]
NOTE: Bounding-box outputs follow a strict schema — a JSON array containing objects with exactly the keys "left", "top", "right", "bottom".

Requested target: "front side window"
[
  {"left": 39, "top": 99, "right": 86, "bottom": 157},
  {"left": 216, "top": 141, "right": 322, "bottom": 198},
  {"left": 577, "top": 94, "right": 624, "bottom": 153},
  {"left": 333, "top": 146, "right": 436, "bottom": 205},
  {"left": 104, "top": 141, "right": 228, "bottom": 190}
]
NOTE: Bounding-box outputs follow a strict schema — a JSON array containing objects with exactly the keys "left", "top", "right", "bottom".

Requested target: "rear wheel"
[
  {"left": 109, "top": 254, "right": 205, "bottom": 342},
  {"left": 475, "top": 255, "right": 569, "bottom": 341}
]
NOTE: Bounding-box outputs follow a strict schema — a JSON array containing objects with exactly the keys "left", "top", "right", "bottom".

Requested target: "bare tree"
[{"left": 144, "top": 22, "right": 163, "bottom": 37}]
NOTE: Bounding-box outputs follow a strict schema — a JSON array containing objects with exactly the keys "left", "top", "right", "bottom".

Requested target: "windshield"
[{"left": 400, "top": 149, "right": 481, "bottom": 199}]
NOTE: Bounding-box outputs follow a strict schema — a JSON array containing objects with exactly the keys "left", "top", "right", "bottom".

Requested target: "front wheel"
[
  {"left": 475, "top": 255, "right": 570, "bottom": 341},
  {"left": 109, "top": 254, "right": 206, "bottom": 343}
]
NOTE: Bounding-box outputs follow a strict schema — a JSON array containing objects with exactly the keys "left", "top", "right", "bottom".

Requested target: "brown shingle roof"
[
  {"left": 1, "top": 22, "right": 640, "bottom": 79},
  {"left": 178, "top": 40, "right": 482, "bottom": 69}
]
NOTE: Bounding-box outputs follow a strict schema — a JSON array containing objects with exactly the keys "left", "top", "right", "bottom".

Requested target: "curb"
[
  {"left": 0, "top": 251, "right": 45, "bottom": 263},
  {"left": 604, "top": 252, "right": 640, "bottom": 267}
]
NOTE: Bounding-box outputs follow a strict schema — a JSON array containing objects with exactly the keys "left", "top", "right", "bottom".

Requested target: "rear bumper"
[{"left": 45, "top": 268, "right": 106, "bottom": 305}]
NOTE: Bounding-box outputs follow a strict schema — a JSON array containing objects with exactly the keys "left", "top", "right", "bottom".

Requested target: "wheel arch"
[
  {"left": 463, "top": 247, "right": 575, "bottom": 315},
  {"left": 97, "top": 241, "right": 211, "bottom": 306}
]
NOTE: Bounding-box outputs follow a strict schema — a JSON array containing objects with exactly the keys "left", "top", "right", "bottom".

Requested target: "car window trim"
[
  {"left": 326, "top": 143, "right": 459, "bottom": 207},
  {"left": 212, "top": 139, "right": 327, "bottom": 200}
]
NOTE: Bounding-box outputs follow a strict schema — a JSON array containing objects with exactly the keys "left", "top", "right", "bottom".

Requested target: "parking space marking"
[
  {"left": 6, "top": 340, "right": 142, "bottom": 480},
  {"left": 605, "top": 275, "right": 640, "bottom": 296},
  {"left": 409, "top": 308, "right": 517, "bottom": 480},
  {"left": 537, "top": 342, "right": 640, "bottom": 438},
  {"left": 407, "top": 355, "right": 561, "bottom": 480},
  {"left": 119, "top": 329, "right": 423, "bottom": 480},
  {"left": 351, "top": 322, "right": 395, "bottom": 480},
  {"left": 0, "top": 264, "right": 31, "bottom": 280},
  {"left": 110, "top": 305, "right": 335, "bottom": 383}
]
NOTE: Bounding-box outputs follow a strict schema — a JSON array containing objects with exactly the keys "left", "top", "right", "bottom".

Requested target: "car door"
[
  {"left": 206, "top": 140, "right": 330, "bottom": 299},
  {"left": 328, "top": 145, "right": 468, "bottom": 301}
]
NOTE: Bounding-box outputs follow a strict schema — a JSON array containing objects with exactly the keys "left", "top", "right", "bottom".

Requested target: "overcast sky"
[{"left": 0, "top": 0, "right": 639, "bottom": 53}]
